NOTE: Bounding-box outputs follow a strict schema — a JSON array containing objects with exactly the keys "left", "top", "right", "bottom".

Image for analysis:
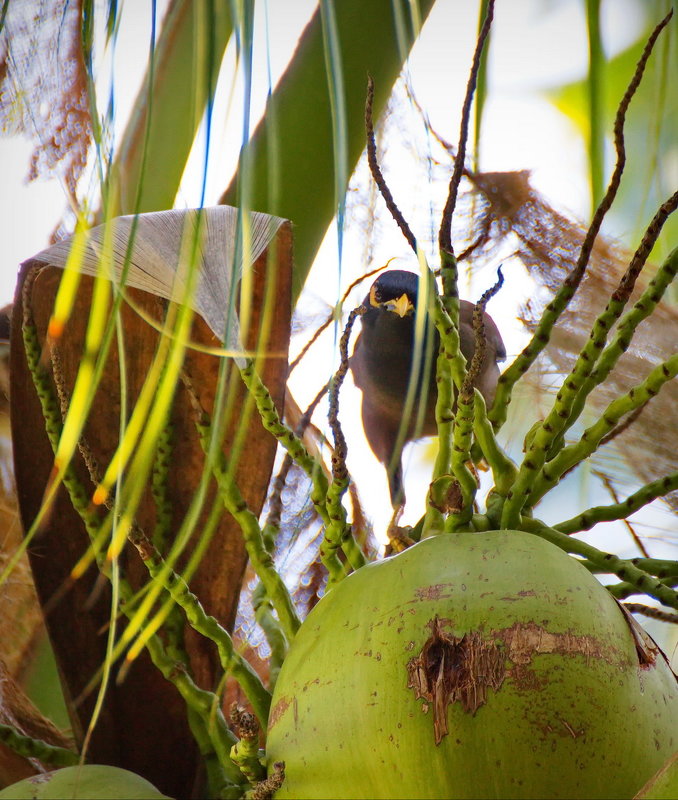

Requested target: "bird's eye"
[{"left": 374, "top": 288, "right": 383, "bottom": 302}]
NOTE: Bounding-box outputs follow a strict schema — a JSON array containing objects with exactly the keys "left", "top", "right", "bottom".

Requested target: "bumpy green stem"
[
  {"left": 580, "top": 557, "right": 678, "bottom": 580},
  {"left": 529, "top": 354, "right": 678, "bottom": 506},
  {"left": 445, "top": 392, "right": 476, "bottom": 531},
  {"left": 27, "top": 298, "right": 257, "bottom": 786},
  {"left": 193, "top": 414, "right": 301, "bottom": 642},
  {"left": 141, "top": 637, "right": 242, "bottom": 785},
  {"left": 502, "top": 304, "right": 632, "bottom": 528},
  {"left": 21, "top": 270, "right": 109, "bottom": 556},
  {"left": 447, "top": 277, "right": 507, "bottom": 530},
  {"left": 427, "top": 277, "right": 502, "bottom": 533},
  {"left": 503, "top": 198, "right": 678, "bottom": 529},
  {"left": 607, "top": 578, "right": 678, "bottom": 601},
  {"left": 321, "top": 481, "right": 352, "bottom": 584},
  {"left": 53, "top": 352, "right": 271, "bottom": 725},
  {"left": 135, "top": 536, "right": 272, "bottom": 726},
  {"left": 185, "top": 708, "right": 232, "bottom": 799},
  {"left": 0, "top": 724, "right": 78, "bottom": 768},
  {"left": 239, "top": 357, "right": 363, "bottom": 581},
  {"left": 566, "top": 244, "right": 678, "bottom": 431},
  {"left": 325, "top": 307, "right": 367, "bottom": 580},
  {"left": 489, "top": 288, "right": 575, "bottom": 432},
  {"left": 252, "top": 583, "right": 286, "bottom": 689},
  {"left": 230, "top": 739, "right": 265, "bottom": 786},
  {"left": 628, "top": 558, "right": 678, "bottom": 579},
  {"left": 607, "top": 243, "right": 678, "bottom": 341},
  {"left": 425, "top": 285, "right": 469, "bottom": 536},
  {"left": 502, "top": 351, "right": 677, "bottom": 529},
  {"left": 430, "top": 289, "right": 468, "bottom": 390},
  {"left": 150, "top": 420, "right": 174, "bottom": 552},
  {"left": 424, "top": 351, "right": 454, "bottom": 535},
  {"left": 439, "top": 252, "right": 460, "bottom": 327},
  {"left": 472, "top": 393, "right": 517, "bottom": 495},
  {"left": 522, "top": 518, "right": 678, "bottom": 610},
  {"left": 555, "top": 471, "right": 678, "bottom": 534},
  {"left": 239, "top": 359, "right": 329, "bottom": 525}
]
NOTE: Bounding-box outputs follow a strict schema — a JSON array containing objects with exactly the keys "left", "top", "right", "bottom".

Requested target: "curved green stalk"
[
  {"left": 472, "top": 392, "right": 517, "bottom": 494},
  {"left": 150, "top": 419, "right": 174, "bottom": 551},
  {"left": 0, "top": 724, "right": 78, "bottom": 768},
  {"left": 424, "top": 283, "right": 473, "bottom": 534},
  {"left": 131, "top": 534, "right": 272, "bottom": 727},
  {"left": 529, "top": 353, "right": 678, "bottom": 506},
  {"left": 500, "top": 298, "right": 631, "bottom": 528},
  {"left": 566, "top": 245, "right": 678, "bottom": 429},
  {"left": 322, "top": 478, "right": 352, "bottom": 585},
  {"left": 141, "top": 634, "right": 242, "bottom": 787},
  {"left": 555, "top": 471, "right": 678, "bottom": 534},
  {"left": 230, "top": 738, "right": 264, "bottom": 786},
  {"left": 586, "top": 0, "right": 604, "bottom": 209},
  {"left": 491, "top": 18, "right": 673, "bottom": 436},
  {"left": 607, "top": 577, "right": 678, "bottom": 601},
  {"left": 325, "top": 307, "right": 367, "bottom": 578},
  {"left": 193, "top": 414, "right": 301, "bottom": 643},
  {"left": 489, "top": 282, "right": 580, "bottom": 431},
  {"left": 252, "top": 583, "right": 286, "bottom": 690},
  {"left": 424, "top": 351, "right": 454, "bottom": 536},
  {"left": 239, "top": 359, "right": 329, "bottom": 523},
  {"left": 445, "top": 393, "right": 476, "bottom": 531},
  {"left": 522, "top": 518, "right": 678, "bottom": 610},
  {"left": 578, "top": 557, "right": 678, "bottom": 580}
]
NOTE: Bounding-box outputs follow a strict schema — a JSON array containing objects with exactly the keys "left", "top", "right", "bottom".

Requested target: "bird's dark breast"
[{"left": 351, "top": 310, "right": 438, "bottom": 439}]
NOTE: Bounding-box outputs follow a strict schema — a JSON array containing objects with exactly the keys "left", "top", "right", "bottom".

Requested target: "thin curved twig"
[
  {"left": 438, "top": 0, "right": 495, "bottom": 256},
  {"left": 365, "top": 75, "right": 418, "bottom": 255}
]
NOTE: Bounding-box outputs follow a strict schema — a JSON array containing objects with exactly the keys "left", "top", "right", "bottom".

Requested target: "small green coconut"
[
  {"left": 0, "top": 765, "right": 172, "bottom": 800},
  {"left": 267, "top": 531, "right": 678, "bottom": 799}
]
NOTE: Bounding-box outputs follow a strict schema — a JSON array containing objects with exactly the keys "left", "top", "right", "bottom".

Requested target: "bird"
[{"left": 350, "top": 269, "right": 506, "bottom": 507}]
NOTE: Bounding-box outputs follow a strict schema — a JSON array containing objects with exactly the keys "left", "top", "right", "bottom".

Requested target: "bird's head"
[{"left": 365, "top": 270, "right": 419, "bottom": 318}]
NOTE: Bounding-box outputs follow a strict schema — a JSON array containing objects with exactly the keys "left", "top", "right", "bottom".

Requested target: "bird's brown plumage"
[{"left": 350, "top": 270, "right": 505, "bottom": 506}]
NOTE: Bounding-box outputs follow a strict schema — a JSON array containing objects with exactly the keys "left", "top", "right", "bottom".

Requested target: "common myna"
[{"left": 350, "top": 270, "right": 505, "bottom": 506}]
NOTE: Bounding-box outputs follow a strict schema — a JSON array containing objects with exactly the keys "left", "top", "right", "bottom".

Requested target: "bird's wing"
[{"left": 349, "top": 333, "right": 368, "bottom": 390}]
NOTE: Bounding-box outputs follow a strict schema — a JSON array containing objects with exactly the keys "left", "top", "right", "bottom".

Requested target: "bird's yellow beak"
[{"left": 387, "top": 293, "right": 414, "bottom": 318}]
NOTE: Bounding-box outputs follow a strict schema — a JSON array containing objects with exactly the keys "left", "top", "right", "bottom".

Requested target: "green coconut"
[
  {"left": 635, "top": 752, "right": 678, "bottom": 799},
  {"left": 0, "top": 765, "right": 172, "bottom": 800},
  {"left": 266, "top": 531, "right": 678, "bottom": 799}
]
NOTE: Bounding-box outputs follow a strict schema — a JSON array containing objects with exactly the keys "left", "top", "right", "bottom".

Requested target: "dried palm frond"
[{"left": 0, "top": 0, "right": 92, "bottom": 200}]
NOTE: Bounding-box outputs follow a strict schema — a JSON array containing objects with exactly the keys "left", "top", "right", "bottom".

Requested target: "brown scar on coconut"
[{"left": 406, "top": 610, "right": 659, "bottom": 745}]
